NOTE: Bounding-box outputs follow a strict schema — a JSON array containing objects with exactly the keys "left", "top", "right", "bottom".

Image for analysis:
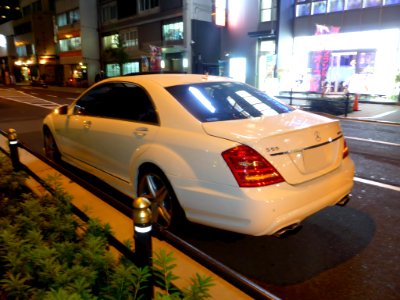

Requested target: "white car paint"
[{"left": 43, "top": 74, "right": 355, "bottom": 236}]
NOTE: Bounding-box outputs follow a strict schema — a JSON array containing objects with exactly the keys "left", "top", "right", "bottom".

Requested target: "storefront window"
[
  {"left": 123, "top": 62, "right": 140, "bottom": 75},
  {"left": 229, "top": 57, "right": 247, "bottom": 83},
  {"left": 258, "top": 40, "right": 277, "bottom": 93},
  {"left": 106, "top": 64, "right": 120, "bottom": 77},
  {"left": 357, "top": 51, "right": 375, "bottom": 73}
]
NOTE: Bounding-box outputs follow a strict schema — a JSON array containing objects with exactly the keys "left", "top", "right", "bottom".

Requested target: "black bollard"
[
  {"left": 133, "top": 197, "right": 153, "bottom": 298},
  {"left": 344, "top": 93, "right": 350, "bottom": 117},
  {"left": 7, "top": 128, "right": 20, "bottom": 171}
]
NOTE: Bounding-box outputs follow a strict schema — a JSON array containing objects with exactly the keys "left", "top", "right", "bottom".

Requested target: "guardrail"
[
  {"left": 0, "top": 128, "right": 280, "bottom": 300},
  {"left": 276, "top": 91, "right": 356, "bottom": 117}
]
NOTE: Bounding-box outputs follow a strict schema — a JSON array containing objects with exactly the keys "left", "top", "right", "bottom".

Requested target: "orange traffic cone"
[{"left": 353, "top": 94, "right": 359, "bottom": 111}]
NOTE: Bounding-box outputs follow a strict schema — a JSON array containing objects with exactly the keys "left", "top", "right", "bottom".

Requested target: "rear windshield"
[{"left": 166, "top": 81, "right": 294, "bottom": 122}]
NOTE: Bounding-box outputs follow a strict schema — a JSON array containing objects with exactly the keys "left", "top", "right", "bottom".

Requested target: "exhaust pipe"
[
  {"left": 336, "top": 194, "right": 351, "bottom": 206},
  {"left": 273, "top": 223, "right": 302, "bottom": 238}
]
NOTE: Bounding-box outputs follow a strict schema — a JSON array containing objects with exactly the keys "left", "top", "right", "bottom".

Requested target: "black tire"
[
  {"left": 137, "top": 166, "right": 186, "bottom": 230},
  {"left": 43, "top": 128, "right": 61, "bottom": 162}
]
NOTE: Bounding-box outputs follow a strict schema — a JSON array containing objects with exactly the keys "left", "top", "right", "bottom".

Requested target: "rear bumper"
[{"left": 174, "top": 157, "right": 355, "bottom": 236}]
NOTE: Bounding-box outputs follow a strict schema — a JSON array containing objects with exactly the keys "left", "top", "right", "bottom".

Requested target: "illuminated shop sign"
[
  {"left": 214, "top": 0, "right": 226, "bottom": 26},
  {"left": 0, "top": 35, "right": 6, "bottom": 48},
  {"left": 309, "top": 24, "right": 341, "bottom": 92}
]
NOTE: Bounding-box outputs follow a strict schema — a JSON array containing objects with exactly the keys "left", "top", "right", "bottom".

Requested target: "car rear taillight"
[
  {"left": 343, "top": 139, "right": 349, "bottom": 159},
  {"left": 222, "top": 145, "right": 284, "bottom": 187}
]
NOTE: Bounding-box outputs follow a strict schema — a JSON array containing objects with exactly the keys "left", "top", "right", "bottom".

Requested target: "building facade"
[
  {"left": 55, "top": 0, "right": 99, "bottom": 86},
  {"left": 99, "top": 0, "right": 186, "bottom": 77},
  {"left": 218, "top": 0, "right": 400, "bottom": 98},
  {"left": 97, "top": 0, "right": 222, "bottom": 79},
  {"left": 291, "top": 0, "right": 400, "bottom": 97},
  {"left": 1, "top": 0, "right": 400, "bottom": 99},
  {"left": 2, "top": 0, "right": 56, "bottom": 84},
  {"left": 0, "top": 0, "right": 21, "bottom": 84}
]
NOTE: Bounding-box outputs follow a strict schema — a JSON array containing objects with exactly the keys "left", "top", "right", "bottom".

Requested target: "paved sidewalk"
[{"left": 338, "top": 102, "right": 400, "bottom": 124}]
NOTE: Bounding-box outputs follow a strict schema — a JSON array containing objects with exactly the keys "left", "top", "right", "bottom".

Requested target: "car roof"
[{"left": 103, "top": 73, "right": 235, "bottom": 88}]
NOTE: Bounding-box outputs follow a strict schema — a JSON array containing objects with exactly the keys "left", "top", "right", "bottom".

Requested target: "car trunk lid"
[{"left": 202, "top": 110, "right": 345, "bottom": 185}]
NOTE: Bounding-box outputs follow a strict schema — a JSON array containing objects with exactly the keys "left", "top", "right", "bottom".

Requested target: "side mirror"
[{"left": 55, "top": 105, "right": 68, "bottom": 115}]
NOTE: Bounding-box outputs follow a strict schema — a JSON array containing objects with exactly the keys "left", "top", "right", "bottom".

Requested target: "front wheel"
[
  {"left": 43, "top": 129, "right": 61, "bottom": 162},
  {"left": 137, "top": 166, "right": 185, "bottom": 230}
]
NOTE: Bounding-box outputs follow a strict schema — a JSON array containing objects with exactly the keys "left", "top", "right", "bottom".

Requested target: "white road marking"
[
  {"left": 354, "top": 110, "right": 398, "bottom": 119},
  {"left": 346, "top": 136, "right": 400, "bottom": 147},
  {"left": 0, "top": 89, "right": 59, "bottom": 110},
  {"left": 354, "top": 177, "right": 400, "bottom": 192}
]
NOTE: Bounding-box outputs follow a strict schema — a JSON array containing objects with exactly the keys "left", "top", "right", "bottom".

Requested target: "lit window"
[
  {"left": 139, "top": 0, "right": 159, "bottom": 11},
  {"left": 123, "top": 62, "right": 140, "bottom": 75},
  {"left": 57, "top": 13, "right": 67, "bottom": 26},
  {"left": 296, "top": 2, "right": 311, "bottom": 16},
  {"left": 163, "top": 21, "right": 183, "bottom": 41},
  {"left": 103, "top": 34, "right": 119, "bottom": 49},
  {"left": 106, "top": 64, "right": 120, "bottom": 77},
  {"left": 215, "top": 0, "right": 226, "bottom": 26},
  {"left": 102, "top": 4, "right": 117, "bottom": 22},
  {"left": 384, "top": 0, "right": 400, "bottom": 4},
  {"left": 312, "top": 0, "right": 327, "bottom": 14},
  {"left": 59, "top": 37, "right": 81, "bottom": 52},
  {"left": 261, "top": 0, "right": 277, "bottom": 22},
  {"left": 328, "top": 0, "right": 344, "bottom": 12},
  {"left": 69, "top": 9, "right": 80, "bottom": 23},
  {"left": 229, "top": 57, "right": 247, "bottom": 83},
  {"left": 345, "top": 0, "right": 362, "bottom": 9},
  {"left": 123, "top": 30, "right": 138, "bottom": 47},
  {"left": 57, "top": 8, "right": 80, "bottom": 27},
  {"left": 363, "top": 0, "right": 382, "bottom": 7},
  {"left": 16, "top": 45, "right": 27, "bottom": 56}
]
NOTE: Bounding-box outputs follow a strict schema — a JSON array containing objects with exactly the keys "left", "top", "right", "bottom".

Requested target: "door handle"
[
  {"left": 83, "top": 120, "right": 92, "bottom": 129},
  {"left": 134, "top": 127, "right": 148, "bottom": 137}
]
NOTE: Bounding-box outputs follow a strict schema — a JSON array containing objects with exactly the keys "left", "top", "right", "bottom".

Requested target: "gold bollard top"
[
  {"left": 133, "top": 197, "right": 152, "bottom": 225},
  {"left": 8, "top": 128, "right": 18, "bottom": 142}
]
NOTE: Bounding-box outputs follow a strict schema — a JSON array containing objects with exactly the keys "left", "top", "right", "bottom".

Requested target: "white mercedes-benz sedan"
[{"left": 43, "top": 74, "right": 355, "bottom": 236}]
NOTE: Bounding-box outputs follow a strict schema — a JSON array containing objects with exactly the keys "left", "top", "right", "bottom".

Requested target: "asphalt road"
[{"left": 1, "top": 86, "right": 399, "bottom": 300}]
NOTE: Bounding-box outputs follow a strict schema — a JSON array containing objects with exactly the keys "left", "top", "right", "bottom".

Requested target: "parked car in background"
[{"left": 42, "top": 74, "right": 355, "bottom": 236}]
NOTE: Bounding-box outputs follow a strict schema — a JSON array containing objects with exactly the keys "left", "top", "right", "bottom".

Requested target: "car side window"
[
  {"left": 74, "top": 84, "right": 114, "bottom": 117},
  {"left": 74, "top": 82, "right": 158, "bottom": 124}
]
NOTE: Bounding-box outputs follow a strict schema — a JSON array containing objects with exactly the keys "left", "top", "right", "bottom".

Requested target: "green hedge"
[
  {"left": 0, "top": 153, "right": 213, "bottom": 300},
  {"left": 308, "top": 97, "right": 353, "bottom": 115}
]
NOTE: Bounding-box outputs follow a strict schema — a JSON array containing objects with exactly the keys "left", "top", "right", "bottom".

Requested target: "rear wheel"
[
  {"left": 137, "top": 166, "right": 185, "bottom": 230},
  {"left": 43, "top": 129, "right": 61, "bottom": 162}
]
